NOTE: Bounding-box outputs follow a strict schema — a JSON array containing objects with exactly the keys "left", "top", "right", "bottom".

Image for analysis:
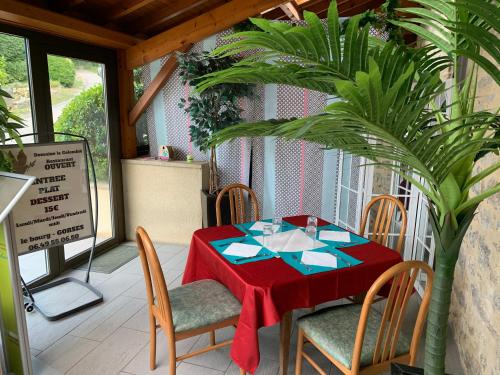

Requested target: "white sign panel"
[{"left": 5, "top": 142, "right": 94, "bottom": 255}]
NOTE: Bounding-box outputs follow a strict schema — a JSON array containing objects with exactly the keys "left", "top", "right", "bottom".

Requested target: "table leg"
[{"left": 279, "top": 311, "right": 292, "bottom": 375}]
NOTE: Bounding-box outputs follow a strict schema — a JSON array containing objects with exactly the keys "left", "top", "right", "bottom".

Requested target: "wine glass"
[
  {"left": 263, "top": 223, "right": 274, "bottom": 248},
  {"left": 307, "top": 216, "right": 318, "bottom": 228},
  {"left": 305, "top": 225, "right": 317, "bottom": 247},
  {"left": 272, "top": 217, "right": 282, "bottom": 233}
]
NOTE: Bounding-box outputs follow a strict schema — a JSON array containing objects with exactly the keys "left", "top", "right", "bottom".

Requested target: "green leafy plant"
[
  {"left": 54, "top": 84, "right": 108, "bottom": 180},
  {"left": 0, "top": 87, "right": 24, "bottom": 171},
  {"left": 0, "top": 34, "right": 28, "bottom": 83},
  {"left": 197, "top": 1, "right": 499, "bottom": 373},
  {"left": 48, "top": 55, "right": 76, "bottom": 88},
  {"left": 177, "top": 51, "right": 253, "bottom": 194}
]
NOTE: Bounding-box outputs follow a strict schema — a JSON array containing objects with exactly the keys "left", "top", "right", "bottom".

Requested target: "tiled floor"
[{"left": 26, "top": 242, "right": 465, "bottom": 375}]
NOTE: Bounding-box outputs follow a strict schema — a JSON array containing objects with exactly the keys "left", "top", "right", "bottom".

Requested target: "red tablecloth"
[{"left": 182, "top": 215, "right": 401, "bottom": 373}]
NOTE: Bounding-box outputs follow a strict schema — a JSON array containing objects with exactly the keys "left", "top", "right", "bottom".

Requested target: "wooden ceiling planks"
[
  {"left": 125, "top": 0, "right": 289, "bottom": 69},
  {"left": 128, "top": 0, "right": 223, "bottom": 36},
  {"left": 0, "top": 0, "right": 141, "bottom": 48},
  {"left": 7, "top": 0, "right": 385, "bottom": 40},
  {"left": 2, "top": 0, "right": 387, "bottom": 62}
]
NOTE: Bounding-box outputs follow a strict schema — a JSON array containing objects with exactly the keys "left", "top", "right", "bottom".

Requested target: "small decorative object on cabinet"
[{"left": 158, "top": 145, "right": 174, "bottom": 161}]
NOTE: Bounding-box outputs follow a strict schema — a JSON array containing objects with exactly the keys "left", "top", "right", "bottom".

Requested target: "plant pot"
[
  {"left": 391, "top": 363, "right": 424, "bottom": 375},
  {"left": 201, "top": 190, "right": 231, "bottom": 227},
  {"left": 391, "top": 363, "right": 452, "bottom": 375}
]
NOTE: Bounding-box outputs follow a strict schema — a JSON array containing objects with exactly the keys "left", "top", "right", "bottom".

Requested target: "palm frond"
[
  {"left": 198, "top": 1, "right": 450, "bottom": 95},
  {"left": 395, "top": 0, "right": 500, "bottom": 84}
]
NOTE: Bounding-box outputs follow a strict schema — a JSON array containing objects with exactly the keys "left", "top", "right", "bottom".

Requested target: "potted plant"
[
  {"left": 0, "top": 87, "right": 24, "bottom": 172},
  {"left": 177, "top": 51, "right": 253, "bottom": 226},
  {"left": 197, "top": 1, "right": 499, "bottom": 374}
]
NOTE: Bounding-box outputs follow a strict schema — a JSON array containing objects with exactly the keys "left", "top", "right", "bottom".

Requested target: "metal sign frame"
[{"left": 1, "top": 133, "right": 103, "bottom": 322}]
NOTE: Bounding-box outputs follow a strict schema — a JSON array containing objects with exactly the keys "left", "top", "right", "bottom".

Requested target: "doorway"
[{"left": 0, "top": 26, "right": 124, "bottom": 286}]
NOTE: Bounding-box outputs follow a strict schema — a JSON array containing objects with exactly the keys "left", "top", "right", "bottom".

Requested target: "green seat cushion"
[
  {"left": 169, "top": 279, "right": 241, "bottom": 333},
  {"left": 298, "top": 304, "right": 411, "bottom": 369}
]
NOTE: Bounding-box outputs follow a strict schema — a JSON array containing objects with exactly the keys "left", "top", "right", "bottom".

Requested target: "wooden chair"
[
  {"left": 295, "top": 260, "right": 433, "bottom": 375},
  {"left": 135, "top": 227, "right": 244, "bottom": 375},
  {"left": 359, "top": 195, "right": 408, "bottom": 255},
  {"left": 216, "top": 183, "right": 260, "bottom": 226}
]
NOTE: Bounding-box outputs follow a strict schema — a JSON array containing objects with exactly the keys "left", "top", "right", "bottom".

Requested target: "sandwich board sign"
[{"left": 3, "top": 141, "right": 94, "bottom": 255}]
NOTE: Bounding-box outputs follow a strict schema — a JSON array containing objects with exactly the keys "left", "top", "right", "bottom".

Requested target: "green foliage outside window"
[
  {"left": 54, "top": 84, "right": 108, "bottom": 180},
  {"left": 48, "top": 55, "right": 76, "bottom": 88},
  {"left": 0, "top": 34, "right": 28, "bottom": 83}
]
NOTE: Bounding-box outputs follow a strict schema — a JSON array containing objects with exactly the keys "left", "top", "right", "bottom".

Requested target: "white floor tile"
[
  {"left": 66, "top": 327, "right": 148, "bottom": 375},
  {"left": 176, "top": 362, "right": 224, "bottom": 375},
  {"left": 123, "top": 331, "right": 198, "bottom": 375},
  {"left": 123, "top": 304, "right": 150, "bottom": 333},
  {"left": 37, "top": 335, "right": 99, "bottom": 373},
  {"left": 226, "top": 357, "right": 279, "bottom": 375},
  {"left": 183, "top": 327, "right": 235, "bottom": 372},
  {"left": 70, "top": 295, "right": 145, "bottom": 341}
]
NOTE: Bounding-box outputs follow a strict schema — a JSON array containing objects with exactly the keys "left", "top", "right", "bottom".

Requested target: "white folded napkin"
[
  {"left": 301, "top": 251, "right": 338, "bottom": 268},
  {"left": 223, "top": 243, "right": 262, "bottom": 257},
  {"left": 318, "top": 230, "right": 351, "bottom": 243},
  {"left": 254, "top": 229, "right": 326, "bottom": 252},
  {"left": 249, "top": 221, "right": 273, "bottom": 231}
]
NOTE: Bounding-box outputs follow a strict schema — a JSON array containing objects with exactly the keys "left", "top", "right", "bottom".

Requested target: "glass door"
[
  {"left": 0, "top": 32, "right": 49, "bottom": 283},
  {"left": 46, "top": 55, "right": 114, "bottom": 261},
  {"left": 0, "top": 24, "right": 124, "bottom": 285}
]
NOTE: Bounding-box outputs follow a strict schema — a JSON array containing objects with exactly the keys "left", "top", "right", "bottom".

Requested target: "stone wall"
[{"left": 449, "top": 64, "right": 500, "bottom": 374}]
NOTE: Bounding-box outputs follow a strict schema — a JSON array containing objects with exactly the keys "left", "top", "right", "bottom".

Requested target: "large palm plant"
[{"left": 198, "top": 1, "right": 499, "bottom": 374}]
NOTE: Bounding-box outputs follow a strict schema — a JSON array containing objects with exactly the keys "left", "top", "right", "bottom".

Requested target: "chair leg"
[
  {"left": 168, "top": 336, "right": 177, "bottom": 375},
  {"left": 149, "top": 315, "right": 156, "bottom": 370},
  {"left": 295, "top": 329, "right": 305, "bottom": 375},
  {"left": 210, "top": 330, "right": 216, "bottom": 346}
]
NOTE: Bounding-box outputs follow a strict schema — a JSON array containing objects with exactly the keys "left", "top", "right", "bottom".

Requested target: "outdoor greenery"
[
  {"left": 48, "top": 55, "right": 76, "bottom": 88},
  {"left": 0, "top": 87, "right": 24, "bottom": 171},
  {"left": 54, "top": 84, "right": 108, "bottom": 180},
  {"left": 177, "top": 51, "right": 253, "bottom": 193},
  {"left": 0, "top": 34, "right": 76, "bottom": 87},
  {"left": 198, "top": 1, "right": 499, "bottom": 374},
  {"left": 0, "top": 34, "right": 28, "bottom": 84}
]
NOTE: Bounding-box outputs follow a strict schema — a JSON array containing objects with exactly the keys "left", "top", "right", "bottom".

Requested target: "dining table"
[{"left": 182, "top": 215, "right": 402, "bottom": 374}]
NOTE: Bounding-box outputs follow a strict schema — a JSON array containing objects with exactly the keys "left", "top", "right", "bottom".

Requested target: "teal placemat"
[
  {"left": 210, "top": 235, "right": 275, "bottom": 265},
  {"left": 279, "top": 247, "right": 363, "bottom": 275},
  {"left": 234, "top": 219, "right": 297, "bottom": 236},
  {"left": 317, "top": 224, "right": 370, "bottom": 248}
]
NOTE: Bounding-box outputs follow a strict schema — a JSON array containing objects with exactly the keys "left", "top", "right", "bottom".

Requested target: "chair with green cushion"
[
  {"left": 295, "top": 261, "right": 433, "bottom": 375},
  {"left": 136, "top": 227, "right": 245, "bottom": 375}
]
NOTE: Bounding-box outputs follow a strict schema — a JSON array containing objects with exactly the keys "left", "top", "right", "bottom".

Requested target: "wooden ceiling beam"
[
  {"left": 129, "top": 44, "right": 192, "bottom": 126},
  {"left": 130, "top": 0, "right": 212, "bottom": 35},
  {"left": 0, "top": 0, "right": 141, "bottom": 49},
  {"left": 125, "top": 0, "right": 287, "bottom": 69},
  {"left": 280, "top": 2, "right": 301, "bottom": 20},
  {"left": 104, "top": 0, "right": 156, "bottom": 21}
]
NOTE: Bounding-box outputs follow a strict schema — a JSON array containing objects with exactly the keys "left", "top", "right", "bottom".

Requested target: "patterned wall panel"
[
  {"left": 142, "top": 25, "right": 342, "bottom": 221},
  {"left": 274, "top": 86, "right": 326, "bottom": 217}
]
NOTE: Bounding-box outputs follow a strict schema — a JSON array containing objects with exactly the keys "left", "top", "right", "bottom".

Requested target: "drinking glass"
[
  {"left": 305, "top": 225, "right": 317, "bottom": 246},
  {"left": 263, "top": 223, "right": 274, "bottom": 248},
  {"left": 272, "top": 217, "right": 282, "bottom": 233},
  {"left": 307, "top": 216, "right": 318, "bottom": 228}
]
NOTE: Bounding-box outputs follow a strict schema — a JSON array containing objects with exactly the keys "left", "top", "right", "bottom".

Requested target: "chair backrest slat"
[
  {"left": 351, "top": 261, "right": 433, "bottom": 372},
  {"left": 216, "top": 183, "right": 260, "bottom": 226},
  {"left": 135, "top": 227, "right": 175, "bottom": 334},
  {"left": 359, "top": 194, "right": 408, "bottom": 255}
]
